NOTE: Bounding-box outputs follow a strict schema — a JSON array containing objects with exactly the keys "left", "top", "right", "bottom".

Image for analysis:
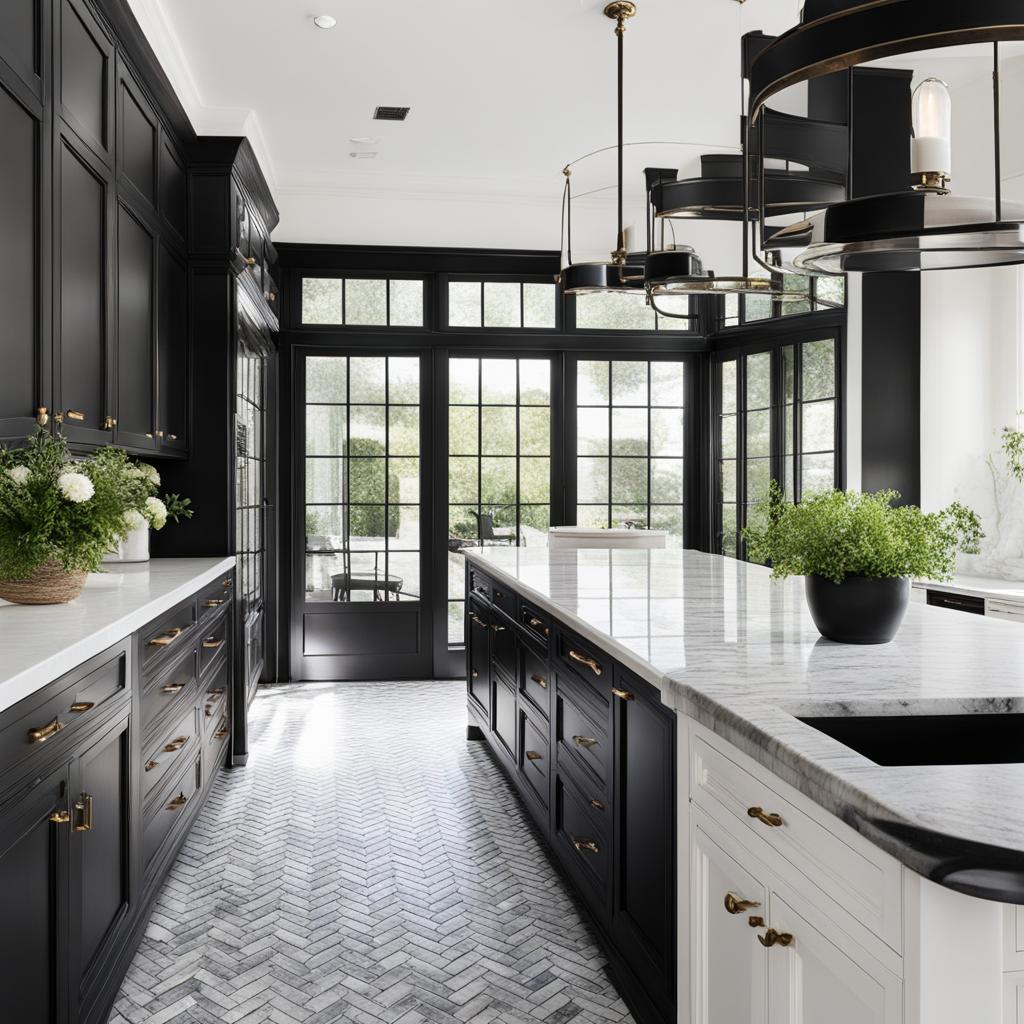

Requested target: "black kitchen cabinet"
[
  {"left": 156, "top": 242, "right": 188, "bottom": 453},
  {"left": 467, "top": 602, "right": 491, "bottom": 718}
]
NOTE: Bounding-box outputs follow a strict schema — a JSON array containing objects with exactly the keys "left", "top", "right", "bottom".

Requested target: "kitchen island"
[{"left": 463, "top": 545, "right": 1024, "bottom": 1024}]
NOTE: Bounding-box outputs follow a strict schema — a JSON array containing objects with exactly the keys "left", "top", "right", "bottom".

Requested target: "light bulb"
[{"left": 911, "top": 77, "right": 952, "bottom": 183}]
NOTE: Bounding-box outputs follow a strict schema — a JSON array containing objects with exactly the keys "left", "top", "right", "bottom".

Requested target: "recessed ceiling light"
[
  {"left": 313, "top": 15, "right": 337, "bottom": 29},
  {"left": 349, "top": 151, "right": 378, "bottom": 159}
]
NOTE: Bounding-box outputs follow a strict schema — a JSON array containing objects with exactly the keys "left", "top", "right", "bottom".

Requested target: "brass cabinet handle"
[
  {"left": 573, "top": 735, "right": 598, "bottom": 750},
  {"left": 758, "top": 928, "right": 794, "bottom": 948},
  {"left": 49, "top": 808, "right": 70, "bottom": 825},
  {"left": 214, "top": 723, "right": 230, "bottom": 740},
  {"left": 36, "top": 407, "right": 49, "bottom": 426},
  {"left": 724, "top": 892, "right": 761, "bottom": 915},
  {"left": 167, "top": 792, "right": 188, "bottom": 810},
  {"left": 469, "top": 613, "right": 487, "bottom": 629},
  {"left": 529, "top": 617, "right": 543, "bottom": 627},
  {"left": 161, "top": 682, "right": 185, "bottom": 694},
  {"left": 525, "top": 750, "right": 543, "bottom": 762},
  {"left": 748, "top": 916, "right": 765, "bottom": 928},
  {"left": 526, "top": 617, "right": 551, "bottom": 638},
  {"left": 64, "top": 409, "right": 85, "bottom": 421},
  {"left": 145, "top": 759, "right": 158, "bottom": 771},
  {"left": 590, "top": 798, "right": 606, "bottom": 811},
  {"left": 69, "top": 701, "right": 94, "bottom": 713},
  {"left": 202, "top": 599, "right": 225, "bottom": 608},
  {"left": 163, "top": 736, "right": 188, "bottom": 753},
  {"left": 530, "top": 673, "right": 547, "bottom": 689},
  {"left": 148, "top": 627, "right": 185, "bottom": 648},
  {"left": 202, "top": 637, "right": 224, "bottom": 650},
  {"left": 242, "top": 255, "right": 256, "bottom": 267},
  {"left": 102, "top": 415, "right": 116, "bottom": 430},
  {"left": 28, "top": 717, "right": 63, "bottom": 744},
  {"left": 490, "top": 623, "right": 506, "bottom": 633},
  {"left": 611, "top": 687, "right": 634, "bottom": 702},
  {"left": 167, "top": 433, "right": 178, "bottom": 441},
  {"left": 747, "top": 806, "right": 784, "bottom": 828},
  {"left": 572, "top": 837, "right": 600, "bottom": 855},
  {"left": 72, "top": 793, "right": 93, "bottom": 832},
  {"left": 568, "top": 649, "right": 602, "bottom": 676},
  {"left": 222, "top": 579, "right": 233, "bottom": 588}
]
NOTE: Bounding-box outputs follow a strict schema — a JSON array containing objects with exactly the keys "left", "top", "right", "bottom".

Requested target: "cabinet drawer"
[
  {"left": 554, "top": 628, "right": 610, "bottom": 700},
  {"left": 520, "top": 644, "right": 550, "bottom": 719},
  {"left": 556, "top": 676, "right": 610, "bottom": 792},
  {"left": 198, "top": 616, "right": 229, "bottom": 675},
  {"left": 200, "top": 658, "right": 230, "bottom": 740},
  {"left": 492, "top": 675, "right": 517, "bottom": 760},
  {"left": 491, "top": 615, "right": 516, "bottom": 686},
  {"left": 204, "top": 711, "right": 231, "bottom": 787},
  {"left": 140, "top": 648, "right": 198, "bottom": 738},
  {"left": 468, "top": 567, "right": 492, "bottom": 603},
  {"left": 141, "top": 597, "right": 198, "bottom": 672},
  {"left": 0, "top": 643, "right": 128, "bottom": 784},
  {"left": 554, "top": 772, "right": 610, "bottom": 906},
  {"left": 691, "top": 729, "right": 902, "bottom": 952},
  {"left": 520, "top": 602, "right": 551, "bottom": 652},
  {"left": 519, "top": 710, "right": 550, "bottom": 810},
  {"left": 467, "top": 603, "right": 491, "bottom": 716},
  {"left": 142, "top": 703, "right": 198, "bottom": 807},
  {"left": 490, "top": 580, "right": 517, "bottom": 621},
  {"left": 198, "top": 573, "right": 234, "bottom": 622},
  {"left": 143, "top": 755, "right": 200, "bottom": 871},
  {"left": 926, "top": 589, "right": 984, "bottom": 615}
]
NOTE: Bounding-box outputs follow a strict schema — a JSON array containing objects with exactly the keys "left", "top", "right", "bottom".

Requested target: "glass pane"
[
  {"left": 611, "top": 408, "right": 648, "bottom": 456},
  {"left": 483, "top": 281, "right": 521, "bottom": 328},
  {"left": 518, "top": 359, "right": 550, "bottom": 405},
  {"left": 388, "top": 405, "right": 419, "bottom": 456},
  {"left": 815, "top": 276, "right": 846, "bottom": 308},
  {"left": 577, "top": 360, "right": 610, "bottom": 405},
  {"left": 721, "top": 413, "right": 737, "bottom": 459},
  {"left": 349, "top": 357, "right": 386, "bottom": 404},
  {"left": 481, "top": 407, "right": 517, "bottom": 455},
  {"left": 802, "top": 452, "right": 835, "bottom": 495},
  {"left": 388, "top": 357, "right": 420, "bottom": 404},
  {"left": 651, "top": 459, "right": 684, "bottom": 504},
  {"left": 301, "top": 278, "right": 343, "bottom": 325},
  {"left": 575, "top": 292, "right": 656, "bottom": 331},
  {"left": 577, "top": 407, "right": 609, "bottom": 455},
  {"left": 306, "top": 356, "right": 346, "bottom": 403},
  {"left": 802, "top": 399, "right": 835, "bottom": 453},
  {"left": 448, "top": 281, "right": 481, "bottom": 327},
  {"left": 650, "top": 505, "right": 684, "bottom": 544},
  {"left": 481, "top": 358, "right": 516, "bottom": 405},
  {"left": 745, "top": 293, "right": 772, "bottom": 323},
  {"left": 305, "top": 505, "right": 345, "bottom": 543},
  {"left": 746, "top": 352, "right": 771, "bottom": 409},
  {"left": 577, "top": 457, "right": 609, "bottom": 503},
  {"left": 520, "top": 504, "right": 550, "bottom": 536},
  {"left": 783, "top": 345, "right": 795, "bottom": 404},
  {"left": 349, "top": 406, "right": 386, "bottom": 450},
  {"left": 651, "top": 362, "right": 685, "bottom": 407},
  {"left": 306, "top": 406, "right": 346, "bottom": 456},
  {"left": 803, "top": 339, "right": 836, "bottom": 401},
  {"left": 611, "top": 458, "right": 647, "bottom": 504},
  {"left": 448, "top": 601, "right": 465, "bottom": 644},
  {"left": 481, "top": 457, "right": 516, "bottom": 506},
  {"left": 449, "top": 407, "right": 478, "bottom": 455},
  {"left": 611, "top": 505, "right": 646, "bottom": 528},
  {"left": 746, "top": 458, "right": 772, "bottom": 503},
  {"left": 576, "top": 505, "right": 608, "bottom": 529},
  {"left": 448, "top": 458, "right": 478, "bottom": 503},
  {"left": 520, "top": 458, "right": 550, "bottom": 504},
  {"left": 654, "top": 294, "right": 692, "bottom": 326},
  {"left": 349, "top": 458, "right": 385, "bottom": 503},
  {"left": 721, "top": 504, "right": 737, "bottom": 555},
  {"left": 448, "top": 553, "right": 464, "bottom": 599},
  {"left": 784, "top": 404, "right": 795, "bottom": 456},
  {"left": 746, "top": 409, "right": 771, "bottom": 458},
  {"left": 448, "top": 505, "right": 478, "bottom": 540},
  {"left": 344, "top": 278, "right": 387, "bottom": 326},
  {"left": 650, "top": 408, "right": 683, "bottom": 457},
  {"left": 388, "top": 279, "right": 424, "bottom": 327},
  {"left": 721, "top": 460, "right": 737, "bottom": 502},
  {"left": 523, "top": 282, "right": 556, "bottom": 329},
  {"left": 519, "top": 407, "right": 550, "bottom": 456},
  {"left": 306, "top": 458, "right": 345, "bottom": 503},
  {"left": 721, "top": 359, "right": 737, "bottom": 414},
  {"left": 349, "top": 505, "right": 386, "bottom": 544},
  {"left": 388, "top": 457, "right": 419, "bottom": 504},
  {"left": 387, "top": 552, "right": 420, "bottom": 600},
  {"left": 449, "top": 358, "right": 479, "bottom": 404},
  {"left": 612, "top": 362, "right": 648, "bottom": 406},
  {"left": 387, "top": 505, "right": 420, "bottom": 548}
]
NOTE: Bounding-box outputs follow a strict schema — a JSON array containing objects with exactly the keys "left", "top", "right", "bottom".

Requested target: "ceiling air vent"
[{"left": 373, "top": 106, "right": 410, "bottom": 121}]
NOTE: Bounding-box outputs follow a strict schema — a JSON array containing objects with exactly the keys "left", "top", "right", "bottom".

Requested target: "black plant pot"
[{"left": 804, "top": 574, "right": 911, "bottom": 644}]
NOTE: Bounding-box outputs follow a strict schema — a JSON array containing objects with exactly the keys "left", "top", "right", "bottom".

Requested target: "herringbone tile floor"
[{"left": 110, "top": 680, "right": 635, "bottom": 1024}]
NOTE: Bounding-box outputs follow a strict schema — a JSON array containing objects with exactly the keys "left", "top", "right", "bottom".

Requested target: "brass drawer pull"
[
  {"left": 65, "top": 409, "right": 85, "bottom": 421},
  {"left": 49, "top": 809, "right": 70, "bottom": 825},
  {"left": 167, "top": 433, "right": 178, "bottom": 441},
  {"left": 203, "top": 599, "right": 225, "bottom": 608},
  {"left": 747, "top": 806, "right": 784, "bottom": 828},
  {"left": 72, "top": 793, "right": 93, "bottom": 832},
  {"left": 163, "top": 736, "right": 188, "bottom": 753},
  {"left": 525, "top": 750, "right": 543, "bottom": 762},
  {"left": 724, "top": 892, "right": 761, "bottom": 915},
  {"left": 469, "top": 613, "right": 487, "bottom": 628},
  {"left": 242, "top": 255, "right": 257, "bottom": 267},
  {"left": 167, "top": 792, "right": 188, "bottom": 811},
  {"left": 611, "top": 687, "right": 634, "bottom": 702},
  {"left": 161, "top": 682, "right": 185, "bottom": 694},
  {"left": 590, "top": 799, "right": 605, "bottom": 811},
  {"left": 572, "top": 837, "right": 600, "bottom": 855},
  {"left": 202, "top": 637, "right": 224, "bottom": 650},
  {"left": 148, "top": 627, "right": 185, "bottom": 648},
  {"left": 69, "top": 701, "right": 94, "bottom": 713},
  {"left": 758, "top": 928, "right": 794, "bottom": 948},
  {"left": 490, "top": 623, "right": 506, "bottom": 633},
  {"left": 102, "top": 415, "right": 116, "bottom": 430},
  {"left": 214, "top": 724, "right": 230, "bottom": 740},
  {"left": 530, "top": 673, "right": 548, "bottom": 689},
  {"left": 568, "top": 649, "right": 602, "bottom": 676},
  {"left": 573, "top": 735, "right": 598, "bottom": 750},
  {"left": 145, "top": 759, "right": 158, "bottom": 771},
  {"left": 28, "top": 717, "right": 63, "bottom": 744},
  {"left": 527, "top": 617, "right": 550, "bottom": 636}
]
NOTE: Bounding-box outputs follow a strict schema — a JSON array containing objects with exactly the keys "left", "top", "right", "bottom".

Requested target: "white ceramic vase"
[{"left": 103, "top": 524, "right": 150, "bottom": 564}]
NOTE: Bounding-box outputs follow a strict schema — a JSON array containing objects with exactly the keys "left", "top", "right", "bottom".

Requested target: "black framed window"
[
  {"left": 572, "top": 291, "right": 695, "bottom": 332},
  {"left": 236, "top": 332, "right": 268, "bottom": 622},
  {"left": 446, "top": 279, "right": 558, "bottom": 330},
  {"left": 721, "top": 274, "right": 846, "bottom": 329},
  {"left": 300, "top": 276, "right": 425, "bottom": 327}
]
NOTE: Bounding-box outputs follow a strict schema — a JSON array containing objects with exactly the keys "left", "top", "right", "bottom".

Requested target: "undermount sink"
[{"left": 797, "top": 712, "right": 1024, "bottom": 766}]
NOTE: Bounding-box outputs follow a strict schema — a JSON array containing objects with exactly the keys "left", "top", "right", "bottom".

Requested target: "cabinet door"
[
  {"left": 766, "top": 891, "right": 901, "bottom": 1024},
  {"left": 69, "top": 709, "right": 133, "bottom": 1012},
  {"left": 467, "top": 604, "right": 491, "bottom": 718},
  {"left": 0, "top": 762, "right": 72, "bottom": 1024},
  {"left": 691, "top": 819, "right": 768, "bottom": 1024},
  {"left": 113, "top": 202, "right": 156, "bottom": 450},
  {"left": 612, "top": 673, "right": 676, "bottom": 1021},
  {"left": 157, "top": 242, "right": 188, "bottom": 453}
]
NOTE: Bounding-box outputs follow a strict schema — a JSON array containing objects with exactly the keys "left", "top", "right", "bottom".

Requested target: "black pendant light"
[{"left": 749, "top": 0, "right": 1024, "bottom": 274}]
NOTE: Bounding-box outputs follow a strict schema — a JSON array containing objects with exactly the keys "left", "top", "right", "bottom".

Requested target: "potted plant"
[
  {"left": 743, "top": 482, "right": 983, "bottom": 644},
  {"left": 0, "top": 431, "right": 192, "bottom": 605},
  {"left": 104, "top": 462, "right": 191, "bottom": 564}
]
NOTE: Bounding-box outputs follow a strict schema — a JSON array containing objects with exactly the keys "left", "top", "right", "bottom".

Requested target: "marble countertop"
[
  {"left": 914, "top": 574, "right": 1024, "bottom": 603},
  {"left": 0, "top": 556, "right": 235, "bottom": 714},
  {"left": 464, "top": 546, "right": 1024, "bottom": 896}
]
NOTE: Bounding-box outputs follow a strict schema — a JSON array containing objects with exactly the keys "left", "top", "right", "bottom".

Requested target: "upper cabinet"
[
  {"left": 0, "top": 0, "right": 45, "bottom": 99},
  {"left": 58, "top": 0, "right": 113, "bottom": 165}
]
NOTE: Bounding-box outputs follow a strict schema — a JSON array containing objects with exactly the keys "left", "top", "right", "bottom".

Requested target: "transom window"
[
  {"left": 573, "top": 291, "right": 694, "bottom": 332},
  {"left": 447, "top": 280, "right": 557, "bottom": 329},
  {"left": 301, "top": 277, "right": 425, "bottom": 327},
  {"left": 722, "top": 275, "right": 846, "bottom": 329}
]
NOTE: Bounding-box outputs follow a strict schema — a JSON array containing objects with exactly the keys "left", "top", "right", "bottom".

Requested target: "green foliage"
[
  {"left": 743, "top": 481, "right": 983, "bottom": 584},
  {"left": 1001, "top": 416, "right": 1024, "bottom": 483},
  {"left": 0, "top": 430, "right": 193, "bottom": 579}
]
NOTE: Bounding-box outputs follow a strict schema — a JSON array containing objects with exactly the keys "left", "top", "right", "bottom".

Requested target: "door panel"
[
  {"left": 0, "top": 0, "right": 42, "bottom": 94},
  {"left": 157, "top": 242, "right": 187, "bottom": 452},
  {"left": 117, "top": 70, "right": 156, "bottom": 207},
  {"left": 59, "top": 0, "right": 112, "bottom": 160}
]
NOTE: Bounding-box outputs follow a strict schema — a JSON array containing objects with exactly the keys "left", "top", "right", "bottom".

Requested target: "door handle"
[{"left": 72, "top": 793, "right": 93, "bottom": 832}]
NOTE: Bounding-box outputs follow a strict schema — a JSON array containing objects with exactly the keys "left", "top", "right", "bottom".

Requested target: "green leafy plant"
[
  {"left": 0, "top": 430, "right": 193, "bottom": 580},
  {"left": 1001, "top": 415, "right": 1024, "bottom": 483},
  {"left": 743, "top": 481, "right": 983, "bottom": 584}
]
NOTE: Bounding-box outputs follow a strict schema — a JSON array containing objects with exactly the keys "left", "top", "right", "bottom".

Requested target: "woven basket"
[{"left": 0, "top": 560, "right": 87, "bottom": 605}]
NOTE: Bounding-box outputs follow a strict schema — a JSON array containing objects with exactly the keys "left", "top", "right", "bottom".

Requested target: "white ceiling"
[{"left": 127, "top": 0, "right": 805, "bottom": 248}]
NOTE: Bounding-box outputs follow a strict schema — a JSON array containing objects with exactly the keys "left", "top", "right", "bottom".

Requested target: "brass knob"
[
  {"left": 611, "top": 687, "right": 634, "bottom": 702},
  {"left": 525, "top": 750, "right": 543, "bottom": 762},
  {"left": 572, "top": 837, "right": 600, "bottom": 855},
  {"left": 529, "top": 617, "right": 543, "bottom": 628},
  {"left": 35, "top": 406, "right": 49, "bottom": 426},
  {"left": 49, "top": 809, "right": 70, "bottom": 825},
  {"left": 154, "top": 430, "right": 164, "bottom": 439},
  {"left": 145, "top": 759, "right": 158, "bottom": 771},
  {"left": 72, "top": 793, "right": 93, "bottom": 832},
  {"left": 573, "top": 735, "right": 598, "bottom": 750},
  {"left": 167, "top": 433, "right": 178, "bottom": 441},
  {"left": 590, "top": 799, "right": 606, "bottom": 811},
  {"left": 167, "top": 792, "right": 188, "bottom": 810},
  {"left": 269, "top": 292, "right": 277, "bottom": 301},
  {"left": 243, "top": 256, "right": 256, "bottom": 267},
  {"left": 758, "top": 928, "right": 794, "bottom": 948},
  {"left": 102, "top": 415, "right": 116, "bottom": 430},
  {"left": 69, "top": 701, "right": 94, "bottom": 713},
  {"left": 724, "top": 892, "right": 761, "bottom": 915},
  {"left": 568, "top": 650, "right": 602, "bottom": 676},
  {"left": 471, "top": 670, "right": 479, "bottom": 678},
  {"left": 530, "top": 673, "right": 547, "bottom": 689},
  {"left": 748, "top": 916, "right": 765, "bottom": 928},
  {"left": 27, "top": 717, "right": 63, "bottom": 744},
  {"left": 747, "top": 806, "right": 784, "bottom": 828}
]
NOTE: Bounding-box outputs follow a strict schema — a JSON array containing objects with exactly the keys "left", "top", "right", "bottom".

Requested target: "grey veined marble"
[{"left": 464, "top": 546, "right": 1024, "bottom": 879}]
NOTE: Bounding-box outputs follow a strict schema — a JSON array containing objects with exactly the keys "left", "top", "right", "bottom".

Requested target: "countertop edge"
[{"left": 0, "top": 556, "right": 236, "bottom": 715}]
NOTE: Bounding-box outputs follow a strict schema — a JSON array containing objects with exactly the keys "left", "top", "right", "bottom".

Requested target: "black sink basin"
[{"left": 797, "top": 713, "right": 1024, "bottom": 766}]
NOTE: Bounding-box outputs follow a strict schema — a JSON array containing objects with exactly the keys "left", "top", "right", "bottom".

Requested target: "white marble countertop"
[
  {"left": 914, "top": 574, "right": 1024, "bottom": 603},
  {"left": 464, "top": 546, "right": 1024, "bottom": 879},
  {"left": 0, "top": 556, "right": 235, "bottom": 714}
]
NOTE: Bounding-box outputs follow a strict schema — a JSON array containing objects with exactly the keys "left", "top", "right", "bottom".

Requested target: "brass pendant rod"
[{"left": 617, "top": 17, "right": 625, "bottom": 259}]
